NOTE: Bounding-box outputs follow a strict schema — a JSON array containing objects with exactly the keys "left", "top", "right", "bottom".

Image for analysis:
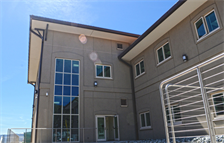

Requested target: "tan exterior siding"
[{"left": 131, "top": 0, "right": 224, "bottom": 140}]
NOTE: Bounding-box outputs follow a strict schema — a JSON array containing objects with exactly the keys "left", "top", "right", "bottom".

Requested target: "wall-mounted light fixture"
[
  {"left": 182, "top": 54, "right": 188, "bottom": 62},
  {"left": 94, "top": 81, "right": 98, "bottom": 86}
]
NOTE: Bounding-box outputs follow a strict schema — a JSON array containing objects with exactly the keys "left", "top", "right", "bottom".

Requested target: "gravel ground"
[{"left": 101, "top": 135, "right": 224, "bottom": 143}]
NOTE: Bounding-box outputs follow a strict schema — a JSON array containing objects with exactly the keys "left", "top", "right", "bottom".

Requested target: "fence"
[
  {"left": 7, "top": 128, "right": 102, "bottom": 143},
  {"left": 159, "top": 52, "right": 224, "bottom": 143}
]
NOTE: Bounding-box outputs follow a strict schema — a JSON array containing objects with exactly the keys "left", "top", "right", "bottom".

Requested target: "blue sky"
[{"left": 0, "top": 0, "right": 177, "bottom": 135}]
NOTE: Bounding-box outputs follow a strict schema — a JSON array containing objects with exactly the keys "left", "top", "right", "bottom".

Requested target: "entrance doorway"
[{"left": 96, "top": 115, "right": 119, "bottom": 141}]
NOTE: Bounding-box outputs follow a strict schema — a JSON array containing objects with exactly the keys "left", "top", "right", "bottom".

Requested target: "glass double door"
[{"left": 96, "top": 115, "right": 119, "bottom": 141}]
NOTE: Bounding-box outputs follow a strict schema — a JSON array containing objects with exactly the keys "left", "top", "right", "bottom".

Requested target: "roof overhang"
[
  {"left": 28, "top": 16, "right": 139, "bottom": 83},
  {"left": 119, "top": 0, "right": 208, "bottom": 61}
]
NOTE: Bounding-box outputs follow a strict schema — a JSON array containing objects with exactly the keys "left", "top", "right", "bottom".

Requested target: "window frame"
[
  {"left": 95, "top": 64, "right": 112, "bottom": 79},
  {"left": 194, "top": 9, "right": 220, "bottom": 41},
  {"left": 211, "top": 92, "right": 224, "bottom": 118},
  {"left": 166, "top": 104, "right": 182, "bottom": 125},
  {"left": 53, "top": 58, "right": 80, "bottom": 142},
  {"left": 139, "top": 111, "right": 151, "bottom": 129},
  {"left": 156, "top": 42, "right": 171, "bottom": 65},
  {"left": 135, "top": 59, "right": 145, "bottom": 78},
  {"left": 194, "top": 17, "right": 207, "bottom": 40}
]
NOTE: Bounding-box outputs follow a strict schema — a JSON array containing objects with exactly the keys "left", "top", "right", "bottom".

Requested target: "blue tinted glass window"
[
  {"left": 72, "top": 75, "right": 79, "bottom": 86},
  {"left": 63, "top": 97, "right": 70, "bottom": 114},
  {"left": 205, "top": 11, "right": 219, "bottom": 32},
  {"left": 96, "top": 65, "right": 103, "bottom": 77},
  {"left": 72, "top": 97, "right": 79, "bottom": 114},
  {"left": 195, "top": 18, "right": 206, "bottom": 38},
  {"left": 63, "top": 86, "right": 70, "bottom": 96},
  {"left": 72, "top": 61, "right": 79, "bottom": 74},
  {"left": 104, "top": 66, "right": 111, "bottom": 77},
  {"left": 136, "top": 64, "right": 140, "bottom": 76},
  {"left": 163, "top": 43, "right": 171, "bottom": 59},
  {"left": 55, "top": 86, "right": 62, "bottom": 95},
  {"left": 56, "top": 59, "right": 63, "bottom": 72},
  {"left": 140, "top": 61, "right": 144, "bottom": 73},
  {"left": 71, "top": 115, "right": 78, "bottom": 128},
  {"left": 157, "top": 48, "right": 164, "bottom": 63},
  {"left": 72, "top": 87, "right": 79, "bottom": 96},
  {"left": 64, "top": 60, "right": 71, "bottom": 73},
  {"left": 54, "top": 115, "right": 61, "bottom": 128},
  {"left": 64, "top": 74, "right": 71, "bottom": 85},
  {"left": 55, "top": 73, "right": 63, "bottom": 84},
  {"left": 54, "top": 96, "right": 62, "bottom": 113},
  {"left": 63, "top": 115, "right": 70, "bottom": 128}
]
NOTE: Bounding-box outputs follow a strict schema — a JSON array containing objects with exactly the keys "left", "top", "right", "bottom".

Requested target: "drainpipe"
[
  {"left": 118, "top": 57, "right": 139, "bottom": 140},
  {"left": 30, "top": 24, "right": 48, "bottom": 142},
  {"left": 30, "top": 83, "right": 35, "bottom": 142}
]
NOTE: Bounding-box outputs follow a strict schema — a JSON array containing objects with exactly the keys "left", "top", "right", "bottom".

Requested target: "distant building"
[{"left": 28, "top": 0, "right": 224, "bottom": 142}]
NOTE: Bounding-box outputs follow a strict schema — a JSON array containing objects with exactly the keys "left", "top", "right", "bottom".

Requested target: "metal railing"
[
  {"left": 7, "top": 128, "right": 105, "bottom": 143},
  {"left": 159, "top": 52, "right": 224, "bottom": 143}
]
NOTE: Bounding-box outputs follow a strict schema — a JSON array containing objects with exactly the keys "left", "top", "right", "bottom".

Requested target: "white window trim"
[
  {"left": 135, "top": 59, "right": 145, "bottom": 78},
  {"left": 211, "top": 92, "right": 224, "bottom": 119},
  {"left": 195, "top": 9, "right": 220, "bottom": 41},
  {"left": 139, "top": 111, "right": 151, "bottom": 129},
  {"left": 166, "top": 104, "right": 182, "bottom": 126},
  {"left": 53, "top": 58, "right": 80, "bottom": 142},
  {"left": 156, "top": 42, "right": 171, "bottom": 65},
  {"left": 95, "top": 64, "right": 112, "bottom": 79},
  {"left": 194, "top": 17, "right": 207, "bottom": 40}
]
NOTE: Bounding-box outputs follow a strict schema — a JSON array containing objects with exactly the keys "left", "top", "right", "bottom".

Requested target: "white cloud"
[{"left": 24, "top": 0, "right": 98, "bottom": 25}]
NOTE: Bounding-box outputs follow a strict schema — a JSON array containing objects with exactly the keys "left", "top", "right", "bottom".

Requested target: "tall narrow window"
[
  {"left": 195, "top": 18, "right": 207, "bottom": 39},
  {"left": 156, "top": 42, "right": 171, "bottom": 64},
  {"left": 194, "top": 10, "right": 219, "bottom": 40},
  {"left": 212, "top": 92, "right": 224, "bottom": 116},
  {"left": 95, "top": 64, "right": 112, "bottom": 79},
  {"left": 135, "top": 60, "right": 145, "bottom": 77},
  {"left": 53, "top": 59, "right": 79, "bottom": 142},
  {"left": 166, "top": 105, "right": 181, "bottom": 124},
  {"left": 140, "top": 111, "right": 151, "bottom": 129}
]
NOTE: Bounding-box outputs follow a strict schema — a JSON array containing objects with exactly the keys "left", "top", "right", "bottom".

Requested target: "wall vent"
[
  {"left": 121, "top": 99, "right": 127, "bottom": 107},
  {"left": 117, "top": 44, "right": 123, "bottom": 50}
]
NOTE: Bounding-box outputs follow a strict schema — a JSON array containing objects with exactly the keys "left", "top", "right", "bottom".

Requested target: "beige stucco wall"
[
  {"left": 31, "top": 0, "right": 224, "bottom": 142},
  {"left": 34, "top": 30, "right": 136, "bottom": 142},
  {"left": 130, "top": 0, "right": 224, "bottom": 140}
]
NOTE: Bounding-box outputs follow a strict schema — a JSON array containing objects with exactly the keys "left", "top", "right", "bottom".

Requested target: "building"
[{"left": 28, "top": 0, "right": 224, "bottom": 142}]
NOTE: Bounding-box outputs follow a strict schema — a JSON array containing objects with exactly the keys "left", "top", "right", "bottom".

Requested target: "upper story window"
[
  {"left": 135, "top": 60, "right": 145, "bottom": 77},
  {"left": 194, "top": 10, "right": 219, "bottom": 40},
  {"left": 95, "top": 64, "right": 112, "bottom": 79},
  {"left": 212, "top": 92, "right": 224, "bottom": 117},
  {"left": 156, "top": 42, "right": 171, "bottom": 64},
  {"left": 140, "top": 111, "right": 151, "bottom": 129},
  {"left": 166, "top": 105, "right": 181, "bottom": 125},
  {"left": 117, "top": 43, "right": 123, "bottom": 50}
]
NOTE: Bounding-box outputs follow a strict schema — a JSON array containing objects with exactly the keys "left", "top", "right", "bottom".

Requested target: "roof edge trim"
[
  {"left": 30, "top": 15, "right": 140, "bottom": 38},
  {"left": 118, "top": 0, "right": 187, "bottom": 60}
]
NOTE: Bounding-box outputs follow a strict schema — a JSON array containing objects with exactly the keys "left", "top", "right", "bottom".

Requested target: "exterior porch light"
[
  {"left": 182, "top": 54, "right": 188, "bottom": 62},
  {"left": 94, "top": 81, "right": 98, "bottom": 86}
]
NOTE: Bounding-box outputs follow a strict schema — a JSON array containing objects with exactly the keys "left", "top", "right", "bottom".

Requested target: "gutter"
[
  {"left": 118, "top": 0, "right": 186, "bottom": 59},
  {"left": 118, "top": 57, "right": 139, "bottom": 140}
]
